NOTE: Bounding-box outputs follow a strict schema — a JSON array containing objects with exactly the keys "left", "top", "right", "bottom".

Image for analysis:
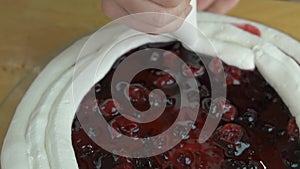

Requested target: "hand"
[
  {"left": 197, "top": 0, "right": 240, "bottom": 14},
  {"left": 101, "top": 0, "right": 239, "bottom": 33},
  {"left": 101, "top": 0, "right": 192, "bottom": 33}
]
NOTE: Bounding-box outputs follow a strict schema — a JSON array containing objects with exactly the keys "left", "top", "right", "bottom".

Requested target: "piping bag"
[
  {"left": 173, "top": 0, "right": 198, "bottom": 47},
  {"left": 173, "top": 0, "right": 215, "bottom": 55}
]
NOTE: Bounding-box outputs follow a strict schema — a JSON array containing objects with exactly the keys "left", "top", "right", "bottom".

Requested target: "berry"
[
  {"left": 216, "top": 123, "right": 244, "bottom": 144},
  {"left": 153, "top": 71, "right": 175, "bottom": 88},
  {"left": 225, "top": 66, "right": 243, "bottom": 85},
  {"left": 100, "top": 99, "right": 120, "bottom": 117},
  {"left": 125, "top": 84, "right": 150, "bottom": 111},
  {"left": 182, "top": 64, "right": 205, "bottom": 77},
  {"left": 222, "top": 102, "right": 238, "bottom": 122},
  {"left": 172, "top": 149, "right": 195, "bottom": 168},
  {"left": 167, "top": 142, "right": 224, "bottom": 169},
  {"left": 287, "top": 117, "right": 299, "bottom": 141},
  {"left": 110, "top": 116, "right": 140, "bottom": 137},
  {"left": 222, "top": 159, "right": 263, "bottom": 169},
  {"left": 239, "top": 108, "right": 258, "bottom": 128}
]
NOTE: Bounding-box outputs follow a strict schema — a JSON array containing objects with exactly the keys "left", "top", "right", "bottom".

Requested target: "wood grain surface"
[{"left": 0, "top": 0, "right": 299, "bottom": 164}]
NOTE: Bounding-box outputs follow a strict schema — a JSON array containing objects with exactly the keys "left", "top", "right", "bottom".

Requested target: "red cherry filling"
[
  {"left": 208, "top": 58, "right": 243, "bottom": 85},
  {"left": 72, "top": 41, "right": 300, "bottom": 169},
  {"left": 216, "top": 123, "right": 244, "bottom": 144},
  {"left": 232, "top": 23, "right": 261, "bottom": 37},
  {"left": 182, "top": 64, "right": 205, "bottom": 78},
  {"left": 222, "top": 102, "right": 237, "bottom": 122},
  {"left": 171, "top": 149, "right": 195, "bottom": 168},
  {"left": 110, "top": 116, "right": 140, "bottom": 137},
  {"left": 222, "top": 159, "right": 264, "bottom": 169},
  {"left": 126, "top": 84, "right": 150, "bottom": 111},
  {"left": 152, "top": 71, "right": 175, "bottom": 88},
  {"left": 165, "top": 142, "right": 224, "bottom": 169},
  {"left": 225, "top": 66, "right": 243, "bottom": 85},
  {"left": 100, "top": 99, "right": 120, "bottom": 117},
  {"left": 287, "top": 118, "right": 299, "bottom": 141}
]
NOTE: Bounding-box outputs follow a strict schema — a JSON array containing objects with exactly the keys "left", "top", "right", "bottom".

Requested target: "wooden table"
[{"left": 0, "top": 0, "right": 299, "bottom": 164}]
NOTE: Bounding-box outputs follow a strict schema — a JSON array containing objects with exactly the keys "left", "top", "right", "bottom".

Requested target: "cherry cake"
[{"left": 71, "top": 41, "right": 300, "bottom": 169}]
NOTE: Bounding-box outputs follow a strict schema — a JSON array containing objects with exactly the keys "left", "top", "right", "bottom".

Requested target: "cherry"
[
  {"left": 199, "top": 84, "right": 210, "bottom": 98},
  {"left": 99, "top": 99, "right": 120, "bottom": 117},
  {"left": 222, "top": 159, "right": 263, "bottom": 169},
  {"left": 208, "top": 58, "right": 242, "bottom": 85},
  {"left": 80, "top": 144, "right": 94, "bottom": 157},
  {"left": 201, "top": 98, "right": 212, "bottom": 110},
  {"left": 287, "top": 117, "right": 299, "bottom": 141},
  {"left": 167, "top": 142, "right": 224, "bottom": 169},
  {"left": 225, "top": 66, "right": 243, "bottom": 85},
  {"left": 239, "top": 108, "right": 258, "bottom": 128},
  {"left": 247, "top": 160, "right": 263, "bottom": 168},
  {"left": 232, "top": 23, "right": 261, "bottom": 37},
  {"left": 212, "top": 99, "right": 238, "bottom": 122},
  {"left": 222, "top": 102, "right": 238, "bottom": 122},
  {"left": 216, "top": 123, "right": 244, "bottom": 144},
  {"left": 222, "top": 102, "right": 237, "bottom": 122},
  {"left": 182, "top": 63, "right": 205, "bottom": 78},
  {"left": 283, "top": 145, "right": 300, "bottom": 169},
  {"left": 152, "top": 71, "right": 175, "bottom": 88},
  {"left": 93, "top": 152, "right": 114, "bottom": 169},
  {"left": 172, "top": 149, "right": 195, "bottom": 168},
  {"left": 125, "top": 84, "right": 150, "bottom": 111},
  {"left": 110, "top": 116, "right": 140, "bottom": 137}
]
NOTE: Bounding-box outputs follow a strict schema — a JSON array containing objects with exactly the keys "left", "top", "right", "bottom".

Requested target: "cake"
[{"left": 1, "top": 12, "right": 300, "bottom": 169}]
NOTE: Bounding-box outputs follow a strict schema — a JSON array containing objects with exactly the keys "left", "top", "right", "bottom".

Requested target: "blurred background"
[{"left": 0, "top": 0, "right": 299, "bottom": 163}]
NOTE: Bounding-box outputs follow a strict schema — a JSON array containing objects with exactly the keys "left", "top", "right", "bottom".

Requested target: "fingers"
[
  {"left": 114, "top": 0, "right": 191, "bottom": 31},
  {"left": 102, "top": 0, "right": 239, "bottom": 34},
  {"left": 150, "top": 0, "right": 185, "bottom": 8},
  {"left": 116, "top": 0, "right": 190, "bottom": 18},
  {"left": 101, "top": 0, "right": 128, "bottom": 20},
  {"left": 197, "top": 0, "right": 215, "bottom": 11},
  {"left": 118, "top": 7, "right": 191, "bottom": 34},
  {"left": 150, "top": 7, "right": 191, "bottom": 34},
  {"left": 206, "top": 0, "right": 240, "bottom": 14},
  {"left": 129, "top": 6, "right": 190, "bottom": 29},
  {"left": 102, "top": 0, "right": 193, "bottom": 33},
  {"left": 197, "top": 0, "right": 239, "bottom": 14}
]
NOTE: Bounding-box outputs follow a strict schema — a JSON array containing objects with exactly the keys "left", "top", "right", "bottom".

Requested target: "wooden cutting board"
[{"left": 0, "top": 0, "right": 299, "bottom": 164}]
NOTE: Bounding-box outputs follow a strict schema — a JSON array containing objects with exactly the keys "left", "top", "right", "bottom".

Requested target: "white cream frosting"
[{"left": 1, "top": 12, "right": 300, "bottom": 169}]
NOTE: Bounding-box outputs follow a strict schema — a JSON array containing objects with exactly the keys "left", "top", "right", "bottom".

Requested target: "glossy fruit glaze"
[{"left": 72, "top": 41, "right": 300, "bottom": 169}]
